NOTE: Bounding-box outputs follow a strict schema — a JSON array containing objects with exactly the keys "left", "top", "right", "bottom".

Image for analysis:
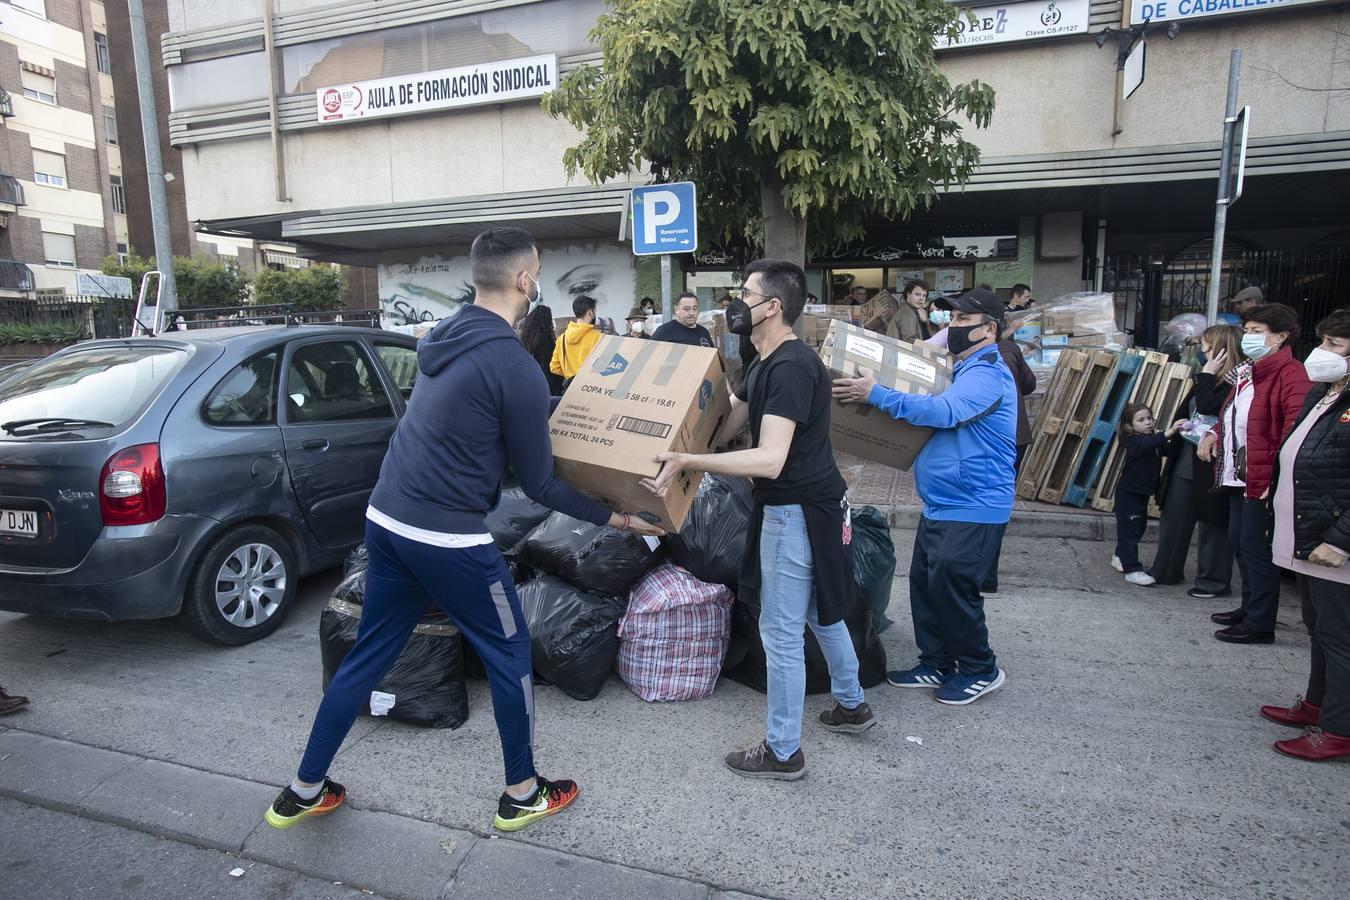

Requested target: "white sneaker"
[
  {"left": 1111, "top": 555, "right": 1124, "bottom": 573},
  {"left": 1125, "top": 571, "right": 1156, "bottom": 586}
]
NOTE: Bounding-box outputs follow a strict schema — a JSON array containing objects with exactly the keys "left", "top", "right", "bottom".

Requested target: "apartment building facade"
[{"left": 0, "top": 0, "right": 126, "bottom": 295}]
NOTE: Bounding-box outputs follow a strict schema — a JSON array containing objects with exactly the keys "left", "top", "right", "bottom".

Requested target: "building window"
[
  {"left": 20, "top": 70, "right": 56, "bottom": 105},
  {"left": 10, "top": 0, "right": 47, "bottom": 19},
  {"left": 32, "top": 150, "right": 68, "bottom": 188},
  {"left": 116, "top": 243, "right": 129, "bottom": 265},
  {"left": 94, "top": 33, "right": 112, "bottom": 75},
  {"left": 104, "top": 105, "right": 118, "bottom": 144},
  {"left": 110, "top": 175, "right": 126, "bottom": 214},
  {"left": 42, "top": 232, "right": 77, "bottom": 269}
]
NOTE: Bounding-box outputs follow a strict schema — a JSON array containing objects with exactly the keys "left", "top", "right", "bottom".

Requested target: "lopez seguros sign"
[
  {"left": 937, "top": 0, "right": 1091, "bottom": 49},
  {"left": 316, "top": 54, "right": 558, "bottom": 124}
]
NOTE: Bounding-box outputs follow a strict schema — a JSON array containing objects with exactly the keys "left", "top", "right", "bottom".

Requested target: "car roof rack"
[{"left": 160, "top": 305, "right": 382, "bottom": 332}]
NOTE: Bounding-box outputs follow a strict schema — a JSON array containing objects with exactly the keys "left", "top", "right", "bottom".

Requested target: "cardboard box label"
[
  {"left": 895, "top": 355, "right": 937, "bottom": 384},
  {"left": 845, "top": 333, "right": 886, "bottom": 366}
]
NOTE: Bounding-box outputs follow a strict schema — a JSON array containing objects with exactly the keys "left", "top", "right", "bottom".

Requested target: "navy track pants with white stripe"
[{"left": 298, "top": 519, "right": 536, "bottom": 785}]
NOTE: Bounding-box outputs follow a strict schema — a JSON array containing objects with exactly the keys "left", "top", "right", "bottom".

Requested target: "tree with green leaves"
[
  {"left": 101, "top": 253, "right": 249, "bottom": 309},
  {"left": 252, "top": 265, "right": 346, "bottom": 312},
  {"left": 543, "top": 0, "right": 995, "bottom": 265}
]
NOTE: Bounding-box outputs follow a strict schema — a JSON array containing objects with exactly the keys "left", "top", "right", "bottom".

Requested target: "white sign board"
[
  {"left": 1131, "top": 0, "right": 1332, "bottom": 25},
  {"left": 76, "top": 272, "right": 134, "bottom": 298},
  {"left": 937, "top": 0, "right": 1091, "bottom": 49},
  {"left": 317, "top": 54, "right": 558, "bottom": 124},
  {"left": 1123, "top": 38, "right": 1147, "bottom": 99}
]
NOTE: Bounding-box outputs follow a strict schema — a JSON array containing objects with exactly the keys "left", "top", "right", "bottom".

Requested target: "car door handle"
[{"left": 301, "top": 438, "right": 330, "bottom": 451}]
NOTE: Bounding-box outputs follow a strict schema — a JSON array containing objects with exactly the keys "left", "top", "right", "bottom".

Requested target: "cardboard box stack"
[
  {"left": 819, "top": 320, "right": 953, "bottom": 470},
  {"left": 861, "top": 289, "right": 900, "bottom": 331},
  {"left": 800, "top": 305, "right": 862, "bottom": 350},
  {"left": 549, "top": 336, "right": 732, "bottom": 531}
]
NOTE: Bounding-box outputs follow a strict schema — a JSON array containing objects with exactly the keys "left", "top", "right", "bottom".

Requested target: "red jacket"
[{"left": 1214, "top": 346, "right": 1313, "bottom": 500}]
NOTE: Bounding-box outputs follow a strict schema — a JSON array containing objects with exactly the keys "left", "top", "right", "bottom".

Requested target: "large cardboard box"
[
  {"left": 803, "top": 304, "right": 861, "bottom": 325},
  {"left": 861, "top": 289, "right": 900, "bottom": 329},
  {"left": 819, "top": 320, "right": 953, "bottom": 470},
  {"left": 549, "top": 336, "right": 732, "bottom": 531}
]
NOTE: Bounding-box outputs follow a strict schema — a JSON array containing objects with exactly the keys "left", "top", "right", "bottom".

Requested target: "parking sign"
[{"left": 630, "top": 182, "right": 697, "bottom": 256}]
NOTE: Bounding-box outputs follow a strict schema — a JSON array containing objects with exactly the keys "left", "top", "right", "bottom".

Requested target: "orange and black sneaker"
[
  {"left": 263, "top": 777, "right": 346, "bottom": 830},
  {"left": 492, "top": 776, "right": 579, "bottom": 832}
]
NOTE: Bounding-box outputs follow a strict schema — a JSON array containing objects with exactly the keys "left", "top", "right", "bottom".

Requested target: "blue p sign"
[{"left": 631, "top": 182, "right": 698, "bottom": 256}]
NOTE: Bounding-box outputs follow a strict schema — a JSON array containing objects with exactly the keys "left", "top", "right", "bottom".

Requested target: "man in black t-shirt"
[
  {"left": 644, "top": 258, "right": 875, "bottom": 781},
  {"left": 651, "top": 292, "right": 714, "bottom": 348}
]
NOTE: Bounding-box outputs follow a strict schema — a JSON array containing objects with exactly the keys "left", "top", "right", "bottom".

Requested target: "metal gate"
[{"left": 1085, "top": 249, "right": 1350, "bottom": 352}]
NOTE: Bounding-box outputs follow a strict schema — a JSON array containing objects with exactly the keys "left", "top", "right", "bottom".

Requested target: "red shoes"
[
  {"left": 1274, "top": 728, "right": 1350, "bottom": 762},
  {"left": 1260, "top": 697, "right": 1320, "bottom": 728}
]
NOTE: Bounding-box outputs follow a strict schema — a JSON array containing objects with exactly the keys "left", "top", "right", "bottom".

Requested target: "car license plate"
[{"left": 0, "top": 508, "right": 39, "bottom": 538}]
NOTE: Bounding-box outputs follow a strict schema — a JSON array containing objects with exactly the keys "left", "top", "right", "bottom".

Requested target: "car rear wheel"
[{"left": 181, "top": 524, "right": 298, "bottom": 645}]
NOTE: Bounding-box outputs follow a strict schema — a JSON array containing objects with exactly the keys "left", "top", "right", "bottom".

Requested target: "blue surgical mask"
[
  {"left": 929, "top": 309, "right": 950, "bottom": 326},
  {"left": 1241, "top": 333, "right": 1271, "bottom": 361}
]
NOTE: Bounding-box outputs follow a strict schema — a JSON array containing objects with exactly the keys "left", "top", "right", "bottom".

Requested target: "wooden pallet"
[
  {"left": 1016, "top": 350, "right": 1090, "bottom": 499},
  {"left": 1037, "top": 351, "right": 1120, "bottom": 505},
  {"left": 1090, "top": 357, "right": 1195, "bottom": 513},
  {"left": 1087, "top": 351, "right": 1170, "bottom": 510},
  {"left": 1062, "top": 352, "right": 1145, "bottom": 507}
]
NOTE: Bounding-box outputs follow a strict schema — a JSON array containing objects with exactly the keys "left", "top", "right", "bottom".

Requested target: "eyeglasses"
[{"left": 740, "top": 289, "right": 778, "bottom": 305}]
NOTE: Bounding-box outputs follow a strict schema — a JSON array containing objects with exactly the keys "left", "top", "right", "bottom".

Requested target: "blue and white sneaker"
[
  {"left": 886, "top": 664, "right": 954, "bottom": 689},
  {"left": 935, "top": 668, "right": 1006, "bottom": 706}
]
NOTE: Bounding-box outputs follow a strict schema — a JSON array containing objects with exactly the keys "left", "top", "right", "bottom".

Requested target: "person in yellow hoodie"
[{"left": 550, "top": 295, "right": 600, "bottom": 386}]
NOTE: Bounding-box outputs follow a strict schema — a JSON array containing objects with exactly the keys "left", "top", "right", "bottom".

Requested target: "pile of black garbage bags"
[{"left": 319, "top": 474, "right": 895, "bottom": 728}]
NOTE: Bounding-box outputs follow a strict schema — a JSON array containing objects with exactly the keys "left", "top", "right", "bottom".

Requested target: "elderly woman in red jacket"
[{"left": 1198, "top": 303, "right": 1313, "bottom": 644}]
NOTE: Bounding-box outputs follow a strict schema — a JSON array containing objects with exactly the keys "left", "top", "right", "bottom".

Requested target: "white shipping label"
[
  {"left": 845, "top": 334, "right": 885, "bottom": 365},
  {"left": 369, "top": 691, "right": 395, "bottom": 716},
  {"left": 895, "top": 356, "right": 937, "bottom": 385}
]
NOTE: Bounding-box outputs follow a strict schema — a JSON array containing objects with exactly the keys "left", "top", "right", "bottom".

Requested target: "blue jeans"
[{"left": 759, "top": 504, "right": 864, "bottom": 761}]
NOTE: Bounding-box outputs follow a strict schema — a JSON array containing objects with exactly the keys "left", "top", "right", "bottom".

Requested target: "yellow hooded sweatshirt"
[{"left": 549, "top": 320, "right": 601, "bottom": 379}]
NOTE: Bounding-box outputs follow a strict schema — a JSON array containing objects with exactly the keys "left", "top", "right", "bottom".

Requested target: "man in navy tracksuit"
[
  {"left": 833, "top": 288, "right": 1017, "bottom": 706},
  {"left": 263, "top": 228, "right": 660, "bottom": 834}
]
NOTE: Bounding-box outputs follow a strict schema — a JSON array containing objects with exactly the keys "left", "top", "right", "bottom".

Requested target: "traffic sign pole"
[
  {"left": 1205, "top": 49, "right": 1241, "bottom": 326},
  {"left": 660, "top": 254, "right": 672, "bottom": 319}
]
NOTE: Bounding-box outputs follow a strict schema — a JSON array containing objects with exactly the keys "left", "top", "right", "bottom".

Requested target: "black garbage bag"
[
  {"left": 523, "top": 512, "right": 665, "bottom": 598},
  {"left": 344, "top": 544, "right": 367, "bottom": 576},
  {"left": 724, "top": 588, "right": 887, "bottom": 694},
  {"left": 665, "top": 474, "right": 753, "bottom": 588},
  {"left": 851, "top": 506, "right": 896, "bottom": 634},
  {"left": 319, "top": 570, "right": 469, "bottom": 729},
  {"left": 486, "top": 488, "right": 551, "bottom": 555},
  {"left": 517, "top": 576, "right": 627, "bottom": 700}
]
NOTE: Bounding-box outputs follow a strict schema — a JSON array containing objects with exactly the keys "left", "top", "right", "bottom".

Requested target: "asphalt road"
[{"left": 2, "top": 531, "right": 1346, "bottom": 899}]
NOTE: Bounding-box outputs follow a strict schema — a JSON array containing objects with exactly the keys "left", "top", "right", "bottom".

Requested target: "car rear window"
[{"left": 0, "top": 346, "right": 188, "bottom": 432}]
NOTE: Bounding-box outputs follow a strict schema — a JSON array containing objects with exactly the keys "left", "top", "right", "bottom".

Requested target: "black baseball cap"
[{"left": 947, "top": 287, "right": 1006, "bottom": 323}]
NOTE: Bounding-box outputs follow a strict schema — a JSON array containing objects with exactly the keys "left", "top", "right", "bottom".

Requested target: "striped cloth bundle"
[{"left": 617, "top": 563, "right": 733, "bottom": 702}]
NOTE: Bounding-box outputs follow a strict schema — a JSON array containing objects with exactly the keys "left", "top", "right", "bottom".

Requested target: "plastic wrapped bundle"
[
  {"left": 665, "top": 474, "right": 753, "bottom": 588},
  {"left": 319, "top": 570, "right": 468, "bottom": 729},
  {"left": 344, "top": 544, "right": 367, "bottom": 576},
  {"left": 486, "top": 488, "right": 551, "bottom": 554},
  {"left": 523, "top": 512, "right": 665, "bottom": 598},
  {"left": 850, "top": 507, "right": 896, "bottom": 634},
  {"left": 518, "top": 576, "right": 627, "bottom": 700},
  {"left": 618, "top": 563, "right": 734, "bottom": 702}
]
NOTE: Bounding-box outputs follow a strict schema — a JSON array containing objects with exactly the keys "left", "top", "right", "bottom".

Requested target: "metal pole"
[
  {"left": 127, "top": 0, "right": 177, "bottom": 310},
  {"left": 1205, "top": 49, "right": 1241, "bottom": 326},
  {"left": 660, "top": 254, "right": 672, "bottom": 318},
  {"left": 262, "top": 0, "right": 289, "bottom": 202},
  {"left": 1094, "top": 218, "right": 1107, "bottom": 293}
]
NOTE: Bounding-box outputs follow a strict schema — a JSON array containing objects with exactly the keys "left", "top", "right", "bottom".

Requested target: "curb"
[
  {"left": 873, "top": 504, "right": 1156, "bottom": 542},
  {"left": 0, "top": 727, "right": 776, "bottom": 900}
]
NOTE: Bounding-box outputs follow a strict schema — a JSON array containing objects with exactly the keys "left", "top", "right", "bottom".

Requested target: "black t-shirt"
[
  {"left": 652, "top": 321, "right": 714, "bottom": 348},
  {"left": 734, "top": 337, "right": 846, "bottom": 505}
]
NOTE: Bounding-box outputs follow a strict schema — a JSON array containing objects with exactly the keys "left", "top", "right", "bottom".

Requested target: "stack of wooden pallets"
[{"left": 1017, "top": 348, "right": 1194, "bottom": 515}]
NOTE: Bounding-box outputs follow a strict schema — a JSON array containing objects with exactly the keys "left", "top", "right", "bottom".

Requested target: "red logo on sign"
[{"left": 322, "top": 88, "right": 342, "bottom": 114}]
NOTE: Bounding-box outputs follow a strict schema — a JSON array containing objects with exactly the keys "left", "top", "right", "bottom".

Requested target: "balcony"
[
  {"left": 0, "top": 260, "right": 36, "bottom": 293},
  {"left": 0, "top": 175, "right": 26, "bottom": 215}
]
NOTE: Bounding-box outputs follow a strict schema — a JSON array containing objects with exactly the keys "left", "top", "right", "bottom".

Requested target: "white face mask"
[
  {"left": 1304, "top": 346, "right": 1349, "bottom": 383},
  {"left": 630, "top": 321, "right": 645, "bottom": 335}
]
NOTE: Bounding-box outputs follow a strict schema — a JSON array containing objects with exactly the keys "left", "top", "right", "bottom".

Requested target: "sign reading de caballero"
[{"left": 316, "top": 54, "right": 559, "bottom": 124}]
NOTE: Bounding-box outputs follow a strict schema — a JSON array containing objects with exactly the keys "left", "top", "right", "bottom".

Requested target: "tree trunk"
[{"left": 760, "top": 176, "right": 807, "bottom": 267}]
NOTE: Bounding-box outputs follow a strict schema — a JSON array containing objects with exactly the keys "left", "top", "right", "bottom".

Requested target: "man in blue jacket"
[
  {"left": 833, "top": 288, "right": 1016, "bottom": 705},
  {"left": 262, "top": 227, "right": 661, "bottom": 835}
]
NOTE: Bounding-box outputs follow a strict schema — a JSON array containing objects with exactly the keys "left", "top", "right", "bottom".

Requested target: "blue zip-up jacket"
[
  {"left": 369, "top": 304, "right": 610, "bottom": 534},
  {"left": 866, "top": 346, "right": 1017, "bottom": 524}
]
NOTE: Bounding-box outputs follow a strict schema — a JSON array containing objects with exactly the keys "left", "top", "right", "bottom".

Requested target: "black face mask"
[
  {"left": 947, "top": 322, "right": 990, "bottom": 356},
  {"left": 728, "top": 297, "right": 771, "bottom": 335}
]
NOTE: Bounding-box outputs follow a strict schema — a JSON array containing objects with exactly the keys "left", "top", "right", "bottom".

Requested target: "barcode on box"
[{"left": 616, "top": 416, "right": 671, "bottom": 439}]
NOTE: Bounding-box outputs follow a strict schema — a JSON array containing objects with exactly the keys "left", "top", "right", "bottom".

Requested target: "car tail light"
[{"left": 100, "top": 443, "right": 166, "bottom": 526}]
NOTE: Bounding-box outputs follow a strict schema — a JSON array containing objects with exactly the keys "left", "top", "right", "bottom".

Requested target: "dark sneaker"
[
  {"left": 725, "top": 740, "right": 805, "bottom": 781},
  {"left": 887, "top": 664, "right": 954, "bottom": 689},
  {"left": 936, "top": 668, "right": 1007, "bottom": 706},
  {"left": 0, "top": 685, "right": 29, "bottom": 716},
  {"left": 1215, "top": 624, "right": 1275, "bottom": 645},
  {"left": 264, "top": 778, "right": 346, "bottom": 829},
  {"left": 1188, "top": 587, "right": 1229, "bottom": 600},
  {"left": 492, "top": 776, "right": 579, "bottom": 833},
  {"left": 819, "top": 701, "right": 877, "bottom": 734}
]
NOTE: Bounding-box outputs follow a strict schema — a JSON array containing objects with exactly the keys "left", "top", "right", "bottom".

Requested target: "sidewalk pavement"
[{"left": 0, "top": 727, "right": 748, "bottom": 900}]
